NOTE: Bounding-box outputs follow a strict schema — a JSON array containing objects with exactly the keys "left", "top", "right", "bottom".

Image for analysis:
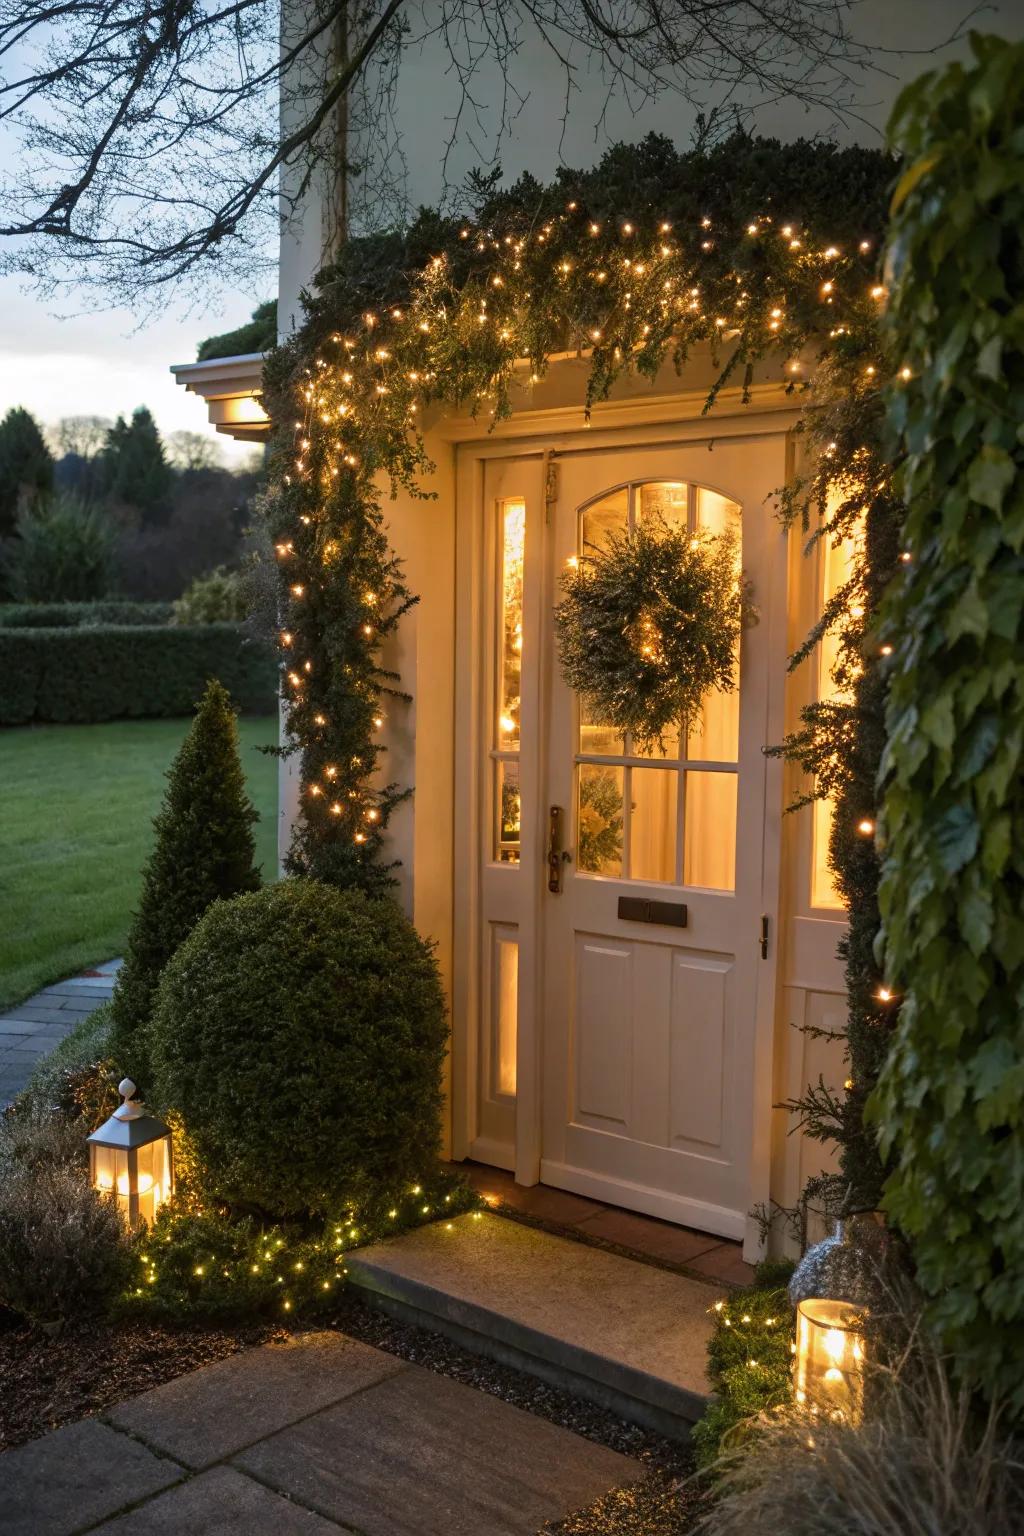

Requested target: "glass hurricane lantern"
[{"left": 87, "top": 1077, "right": 173, "bottom": 1229}]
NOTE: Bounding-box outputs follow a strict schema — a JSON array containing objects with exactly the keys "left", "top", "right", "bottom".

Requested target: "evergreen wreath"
[{"left": 554, "top": 520, "right": 744, "bottom": 751}]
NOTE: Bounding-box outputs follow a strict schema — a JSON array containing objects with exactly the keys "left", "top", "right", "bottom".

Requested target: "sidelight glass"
[{"left": 494, "top": 497, "right": 525, "bottom": 862}]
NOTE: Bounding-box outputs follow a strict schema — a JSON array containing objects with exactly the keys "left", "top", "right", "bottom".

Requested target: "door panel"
[
  {"left": 539, "top": 440, "right": 784, "bottom": 1237},
  {"left": 669, "top": 951, "right": 731, "bottom": 1150},
  {"left": 574, "top": 936, "right": 633, "bottom": 1127}
]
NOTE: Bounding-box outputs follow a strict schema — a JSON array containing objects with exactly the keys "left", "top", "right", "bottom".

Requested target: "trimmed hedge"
[
  {"left": 0, "top": 624, "right": 276, "bottom": 724},
  {"left": 0, "top": 600, "right": 173, "bottom": 628},
  {"left": 149, "top": 880, "right": 449, "bottom": 1217}
]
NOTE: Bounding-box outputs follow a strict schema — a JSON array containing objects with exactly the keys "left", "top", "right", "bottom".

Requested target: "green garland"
[
  {"left": 554, "top": 521, "right": 743, "bottom": 753},
  {"left": 261, "top": 132, "right": 899, "bottom": 1209}
]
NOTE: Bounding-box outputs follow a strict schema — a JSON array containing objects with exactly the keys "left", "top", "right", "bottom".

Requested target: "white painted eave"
[{"left": 170, "top": 351, "right": 270, "bottom": 441}]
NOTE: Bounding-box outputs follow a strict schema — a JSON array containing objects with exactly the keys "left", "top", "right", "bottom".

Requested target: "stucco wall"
[{"left": 278, "top": 0, "right": 1000, "bottom": 330}]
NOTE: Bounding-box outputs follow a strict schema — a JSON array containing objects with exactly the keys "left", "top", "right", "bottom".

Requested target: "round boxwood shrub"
[{"left": 147, "top": 879, "right": 448, "bottom": 1216}]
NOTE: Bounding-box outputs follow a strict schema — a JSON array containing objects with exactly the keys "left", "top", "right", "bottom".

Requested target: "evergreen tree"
[
  {"left": 109, "top": 678, "right": 262, "bottom": 1084},
  {"left": 0, "top": 407, "right": 54, "bottom": 536},
  {"left": 101, "top": 406, "right": 173, "bottom": 520}
]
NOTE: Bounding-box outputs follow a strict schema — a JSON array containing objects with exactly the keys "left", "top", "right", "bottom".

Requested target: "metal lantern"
[
  {"left": 794, "top": 1297, "right": 868, "bottom": 1423},
  {"left": 87, "top": 1078, "right": 174, "bottom": 1229}
]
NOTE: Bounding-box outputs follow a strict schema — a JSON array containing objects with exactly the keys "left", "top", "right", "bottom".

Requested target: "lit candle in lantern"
[
  {"left": 87, "top": 1078, "right": 174, "bottom": 1230},
  {"left": 794, "top": 1298, "right": 868, "bottom": 1422}
]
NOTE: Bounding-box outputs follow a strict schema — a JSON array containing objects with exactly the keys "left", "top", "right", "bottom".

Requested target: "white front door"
[{"left": 458, "top": 434, "right": 786, "bottom": 1239}]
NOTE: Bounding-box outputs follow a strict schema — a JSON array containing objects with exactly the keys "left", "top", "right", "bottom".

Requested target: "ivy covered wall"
[{"left": 872, "top": 35, "right": 1024, "bottom": 1407}]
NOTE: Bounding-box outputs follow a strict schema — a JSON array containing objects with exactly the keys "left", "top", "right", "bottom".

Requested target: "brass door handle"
[{"left": 548, "top": 805, "right": 571, "bottom": 893}]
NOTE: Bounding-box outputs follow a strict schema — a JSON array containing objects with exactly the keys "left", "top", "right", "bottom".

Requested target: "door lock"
[{"left": 548, "top": 805, "right": 571, "bottom": 893}]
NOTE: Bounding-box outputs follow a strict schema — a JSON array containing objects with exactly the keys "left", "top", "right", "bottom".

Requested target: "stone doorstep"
[{"left": 347, "top": 1212, "right": 720, "bottom": 1442}]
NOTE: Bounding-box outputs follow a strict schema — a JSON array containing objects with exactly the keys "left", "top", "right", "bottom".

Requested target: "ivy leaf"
[
  {"left": 976, "top": 333, "right": 1003, "bottom": 380},
  {"left": 967, "top": 445, "right": 1015, "bottom": 513},
  {"left": 933, "top": 804, "right": 979, "bottom": 874},
  {"left": 960, "top": 887, "right": 993, "bottom": 955},
  {"left": 889, "top": 151, "right": 942, "bottom": 214},
  {"left": 946, "top": 582, "right": 988, "bottom": 641}
]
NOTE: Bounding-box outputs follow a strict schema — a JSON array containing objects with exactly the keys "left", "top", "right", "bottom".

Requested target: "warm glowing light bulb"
[
  {"left": 857, "top": 819, "right": 875, "bottom": 835},
  {"left": 824, "top": 1329, "right": 846, "bottom": 1363}
]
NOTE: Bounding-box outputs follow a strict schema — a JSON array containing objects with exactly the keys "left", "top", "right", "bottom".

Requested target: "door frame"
[{"left": 450, "top": 402, "right": 796, "bottom": 1254}]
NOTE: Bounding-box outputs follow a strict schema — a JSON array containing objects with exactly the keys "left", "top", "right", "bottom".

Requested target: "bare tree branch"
[{"left": 0, "top": 0, "right": 963, "bottom": 306}]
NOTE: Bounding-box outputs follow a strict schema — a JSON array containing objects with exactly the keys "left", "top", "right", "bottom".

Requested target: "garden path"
[
  {"left": 2, "top": 1331, "right": 636, "bottom": 1535},
  {"left": 0, "top": 959, "right": 120, "bottom": 1108}
]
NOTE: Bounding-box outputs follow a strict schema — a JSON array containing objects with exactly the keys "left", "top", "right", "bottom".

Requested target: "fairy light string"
[{"left": 264, "top": 193, "right": 905, "bottom": 1090}]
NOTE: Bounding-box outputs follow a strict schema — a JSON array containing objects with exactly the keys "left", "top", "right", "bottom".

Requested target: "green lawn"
[{"left": 0, "top": 717, "right": 279, "bottom": 1010}]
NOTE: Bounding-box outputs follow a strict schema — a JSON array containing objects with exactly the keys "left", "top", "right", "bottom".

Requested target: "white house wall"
[{"left": 276, "top": 0, "right": 991, "bottom": 339}]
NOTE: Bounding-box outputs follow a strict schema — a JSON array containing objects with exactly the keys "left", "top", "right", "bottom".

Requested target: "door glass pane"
[
  {"left": 577, "top": 764, "right": 624, "bottom": 876},
  {"left": 695, "top": 485, "right": 740, "bottom": 540},
  {"left": 581, "top": 488, "right": 627, "bottom": 558},
  {"left": 637, "top": 480, "right": 687, "bottom": 532},
  {"left": 629, "top": 767, "right": 678, "bottom": 883},
  {"left": 637, "top": 719, "right": 680, "bottom": 761},
  {"left": 580, "top": 695, "right": 623, "bottom": 756},
  {"left": 498, "top": 498, "right": 525, "bottom": 748},
  {"left": 684, "top": 771, "right": 737, "bottom": 890},
  {"left": 496, "top": 759, "right": 521, "bottom": 863},
  {"left": 688, "top": 487, "right": 742, "bottom": 761},
  {"left": 494, "top": 933, "right": 518, "bottom": 1097}
]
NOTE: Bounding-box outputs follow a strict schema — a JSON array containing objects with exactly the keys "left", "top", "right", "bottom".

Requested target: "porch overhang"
[{"left": 170, "top": 352, "right": 270, "bottom": 442}]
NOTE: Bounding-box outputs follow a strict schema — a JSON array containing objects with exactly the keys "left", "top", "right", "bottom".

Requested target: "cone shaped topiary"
[{"left": 109, "top": 678, "right": 261, "bottom": 1085}]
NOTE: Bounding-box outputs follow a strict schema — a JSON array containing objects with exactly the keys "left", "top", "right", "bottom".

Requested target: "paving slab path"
[
  {"left": 0, "top": 1332, "right": 637, "bottom": 1536},
  {"left": 0, "top": 959, "right": 120, "bottom": 1107}
]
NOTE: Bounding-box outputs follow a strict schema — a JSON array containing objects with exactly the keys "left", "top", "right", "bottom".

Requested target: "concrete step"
[{"left": 347, "top": 1212, "right": 720, "bottom": 1442}]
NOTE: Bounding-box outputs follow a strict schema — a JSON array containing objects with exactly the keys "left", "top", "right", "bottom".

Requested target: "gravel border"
[{"left": 0, "top": 1315, "right": 282, "bottom": 1453}]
